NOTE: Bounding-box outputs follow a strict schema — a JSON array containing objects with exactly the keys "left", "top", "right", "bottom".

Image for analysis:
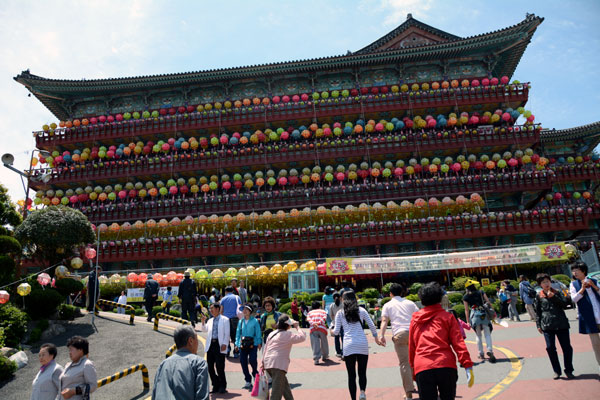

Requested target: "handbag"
[
  {"left": 241, "top": 336, "right": 255, "bottom": 350},
  {"left": 251, "top": 369, "right": 269, "bottom": 399},
  {"left": 479, "top": 291, "right": 496, "bottom": 321}
]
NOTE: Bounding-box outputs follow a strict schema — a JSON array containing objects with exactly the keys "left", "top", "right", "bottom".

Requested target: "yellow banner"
[{"left": 326, "top": 242, "right": 568, "bottom": 275}]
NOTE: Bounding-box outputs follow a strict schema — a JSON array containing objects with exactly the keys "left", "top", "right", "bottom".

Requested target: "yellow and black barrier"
[
  {"left": 165, "top": 344, "right": 177, "bottom": 358},
  {"left": 95, "top": 299, "right": 135, "bottom": 325},
  {"left": 97, "top": 363, "right": 149, "bottom": 390},
  {"left": 153, "top": 312, "right": 190, "bottom": 331}
]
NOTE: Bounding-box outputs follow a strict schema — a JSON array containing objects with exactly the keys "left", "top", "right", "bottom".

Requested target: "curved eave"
[
  {"left": 541, "top": 121, "right": 600, "bottom": 150},
  {"left": 15, "top": 17, "right": 542, "bottom": 93}
]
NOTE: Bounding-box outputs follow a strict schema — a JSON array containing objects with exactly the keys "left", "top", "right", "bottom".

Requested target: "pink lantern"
[
  {"left": 282, "top": 95, "right": 290, "bottom": 103},
  {"left": 222, "top": 181, "right": 231, "bottom": 190},
  {"left": 508, "top": 158, "right": 518, "bottom": 168},
  {"left": 161, "top": 143, "right": 170, "bottom": 152},
  {"left": 481, "top": 78, "right": 490, "bottom": 86},
  {"left": 118, "top": 190, "right": 127, "bottom": 200},
  {"left": 278, "top": 177, "right": 288, "bottom": 186},
  {"left": 292, "top": 95, "right": 300, "bottom": 103},
  {"left": 451, "top": 163, "right": 461, "bottom": 172},
  {"left": 471, "top": 79, "right": 480, "bottom": 87},
  {"left": 69, "top": 195, "right": 78, "bottom": 204},
  {"left": 169, "top": 186, "right": 178, "bottom": 195},
  {"left": 116, "top": 114, "right": 123, "bottom": 122},
  {"left": 220, "top": 135, "right": 228, "bottom": 145},
  {"left": 490, "top": 77, "right": 499, "bottom": 85},
  {"left": 98, "top": 115, "right": 107, "bottom": 123},
  {"left": 138, "top": 273, "right": 148, "bottom": 284},
  {"left": 37, "top": 273, "right": 51, "bottom": 287},
  {"left": 335, "top": 172, "right": 345, "bottom": 182},
  {"left": 500, "top": 76, "right": 509, "bottom": 84},
  {"left": 0, "top": 290, "right": 9, "bottom": 304},
  {"left": 300, "top": 93, "right": 309, "bottom": 101},
  {"left": 502, "top": 112, "right": 511, "bottom": 121},
  {"left": 272, "top": 96, "right": 280, "bottom": 104},
  {"left": 85, "top": 247, "right": 96, "bottom": 259}
]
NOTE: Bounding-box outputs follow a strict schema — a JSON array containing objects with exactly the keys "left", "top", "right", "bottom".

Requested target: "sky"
[{"left": 0, "top": 0, "right": 599, "bottom": 203}]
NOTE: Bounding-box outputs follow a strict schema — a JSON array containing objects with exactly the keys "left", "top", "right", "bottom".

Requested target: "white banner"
[{"left": 126, "top": 287, "right": 179, "bottom": 303}]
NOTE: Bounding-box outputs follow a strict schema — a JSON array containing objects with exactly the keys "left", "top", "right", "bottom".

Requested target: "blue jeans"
[{"left": 239, "top": 346, "right": 258, "bottom": 383}]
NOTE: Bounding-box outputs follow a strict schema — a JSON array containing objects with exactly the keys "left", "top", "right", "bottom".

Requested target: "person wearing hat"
[
  {"left": 235, "top": 304, "right": 263, "bottom": 390},
  {"left": 463, "top": 280, "right": 496, "bottom": 362},
  {"left": 261, "top": 315, "right": 306, "bottom": 400},
  {"left": 179, "top": 270, "right": 198, "bottom": 327}
]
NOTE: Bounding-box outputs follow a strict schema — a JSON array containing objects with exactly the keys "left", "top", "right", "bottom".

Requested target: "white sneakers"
[{"left": 359, "top": 391, "right": 366, "bottom": 400}]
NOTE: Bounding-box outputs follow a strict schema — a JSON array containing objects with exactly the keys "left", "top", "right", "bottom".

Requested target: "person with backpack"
[
  {"left": 497, "top": 284, "right": 510, "bottom": 319},
  {"left": 534, "top": 273, "right": 575, "bottom": 379},
  {"left": 332, "top": 291, "right": 381, "bottom": 400},
  {"left": 519, "top": 275, "right": 537, "bottom": 321},
  {"left": 463, "top": 280, "right": 496, "bottom": 362}
]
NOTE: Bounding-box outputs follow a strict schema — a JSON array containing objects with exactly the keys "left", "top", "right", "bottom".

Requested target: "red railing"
[
  {"left": 34, "top": 86, "right": 529, "bottom": 148},
  {"left": 74, "top": 171, "right": 554, "bottom": 224},
  {"left": 95, "top": 206, "right": 595, "bottom": 262},
  {"left": 31, "top": 129, "right": 540, "bottom": 187}
]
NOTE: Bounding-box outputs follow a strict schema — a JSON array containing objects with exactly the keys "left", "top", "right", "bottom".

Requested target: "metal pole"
[{"left": 91, "top": 229, "right": 101, "bottom": 325}]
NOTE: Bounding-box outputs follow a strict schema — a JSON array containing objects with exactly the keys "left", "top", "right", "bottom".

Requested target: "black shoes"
[{"left": 565, "top": 371, "right": 575, "bottom": 379}]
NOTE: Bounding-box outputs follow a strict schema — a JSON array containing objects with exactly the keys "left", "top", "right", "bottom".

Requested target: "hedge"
[
  {"left": 279, "top": 303, "right": 291, "bottom": 314},
  {"left": 452, "top": 304, "right": 466, "bottom": 320},
  {"left": 409, "top": 283, "right": 422, "bottom": 295},
  {"left": 448, "top": 292, "right": 464, "bottom": 304},
  {"left": 381, "top": 283, "right": 393, "bottom": 296},
  {"left": 362, "top": 288, "right": 380, "bottom": 299},
  {"left": 552, "top": 274, "right": 571, "bottom": 287},
  {"left": 58, "top": 304, "right": 79, "bottom": 320},
  {"left": 405, "top": 294, "right": 419, "bottom": 302},
  {"left": 24, "top": 288, "right": 64, "bottom": 320},
  {"left": 0, "top": 304, "right": 29, "bottom": 347},
  {"left": 381, "top": 297, "right": 391, "bottom": 306},
  {"left": 55, "top": 278, "right": 84, "bottom": 297},
  {"left": 0, "top": 235, "right": 21, "bottom": 254},
  {"left": 309, "top": 292, "right": 324, "bottom": 302}
]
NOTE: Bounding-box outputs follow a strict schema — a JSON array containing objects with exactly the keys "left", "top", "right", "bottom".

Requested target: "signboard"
[
  {"left": 481, "top": 278, "right": 490, "bottom": 286},
  {"left": 326, "top": 242, "right": 568, "bottom": 276},
  {"left": 126, "top": 287, "right": 179, "bottom": 303}
]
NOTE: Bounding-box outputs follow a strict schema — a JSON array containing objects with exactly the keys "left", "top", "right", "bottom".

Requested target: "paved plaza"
[{"left": 1, "top": 308, "right": 599, "bottom": 399}]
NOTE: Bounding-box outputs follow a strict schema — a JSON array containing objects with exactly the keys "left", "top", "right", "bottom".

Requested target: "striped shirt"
[
  {"left": 307, "top": 309, "right": 328, "bottom": 334},
  {"left": 333, "top": 308, "right": 377, "bottom": 356}
]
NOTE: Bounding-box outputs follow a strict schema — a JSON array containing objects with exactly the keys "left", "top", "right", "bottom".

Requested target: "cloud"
[{"left": 369, "top": 0, "right": 434, "bottom": 26}]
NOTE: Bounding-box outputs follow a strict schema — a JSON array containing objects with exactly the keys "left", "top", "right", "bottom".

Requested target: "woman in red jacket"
[{"left": 409, "top": 282, "right": 474, "bottom": 400}]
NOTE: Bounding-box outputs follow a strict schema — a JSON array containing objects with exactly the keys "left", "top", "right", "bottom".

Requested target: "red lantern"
[
  {"left": 0, "top": 290, "right": 9, "bottom": 304},
  {"left": 85, "top": 248, "right": 97, "bottom": 259}
]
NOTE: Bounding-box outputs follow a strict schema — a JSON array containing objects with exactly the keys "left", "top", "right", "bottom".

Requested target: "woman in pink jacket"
[{"left": 261, "top": 315, "right": 306, "bottom": 400}]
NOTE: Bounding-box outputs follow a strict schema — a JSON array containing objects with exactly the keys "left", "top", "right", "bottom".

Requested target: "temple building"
[{"left": 16, "top": 14, "right": 600, "bottom": 283}]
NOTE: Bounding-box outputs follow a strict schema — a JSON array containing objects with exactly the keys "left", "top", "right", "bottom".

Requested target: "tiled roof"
[{"left": 541, "top": 121, "right": 600, "bottom": 142}]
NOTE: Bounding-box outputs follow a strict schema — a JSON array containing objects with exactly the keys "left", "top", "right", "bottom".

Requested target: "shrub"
[
  {"left": 448, "top": 292, "right": 464, "bottom": 304},
  {"left": 278, "top": 303, "right": 291, "bottom": 314},
  {"left": 552, "top": 274, "right": 571, "bottom": 287},
  {"left": 452, "top": 304, "right": 466, "bottom": 320},
  {"left": 292, "top": 292, "right": 311, "bottom": 304},
  {"left": 406, "top": 294, "right": 419, "bottom": 302},
  {"left": 152, "top": 306, "right": 163, "bottom": 318},
  {"left": 381, "top": 282, "right": 394, "bottom": 297},
  {"left": 0, "top": 327, "right": 5, "bottom": 348},
  {"left": 362, "top": 288, "right": 380, "bottom": 299},
  {"left": 0, "top": 235, "right": 21, "bottom": 254},
  {"left": 28, "top": 319, "right": 49, "bottom": 344},
  {"left": 380, "top": 297, "right": 391, "bottom": 306},
  {"left": 279, "top": 298, "right": 291, "bottom": 304},
  {"left": 55, "top": 278, "right": 84, "bottom": 297},
  {"left": 368, "top": 299, "right": 377, "bottom": 307},
  {"left": 169, "top": 310, "right": 182, "bottom": 318},
  {"left": 409, "top": 282, "right": 423, "bottom": 295},
  {"left": 57, "top": 304, "right": 78, "bottom": 320},
  {"left": 100, "top": 283, "right": 126, "bottom": 300},
  {"left": 309, "top": 292, "right": 324, "bottom": 302},
  {"left": 451, "top": 276, "right": 477, "bottom": 291},
  {"left": 0, "top": 255, "right": 16, "bottom": 286},
  {"left": 24, "top": 288, "right": 64, "bottom": 320},
  {"left": 492, "top": 299, "right": 501, "bottom": 314},
  {"left": 0, "top": 355, "right": 17, "bottom": 381},
  {"left": 0, "top": 304, "right": 29, "bottom": 347},
  {"left": 483, "top": 285, "right": 497, "bottom": 298},
  {"left": 134, "top": 308, "right": 146, "bottom": 316}
]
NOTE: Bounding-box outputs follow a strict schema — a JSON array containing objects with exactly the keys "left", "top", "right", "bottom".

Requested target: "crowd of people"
[{"left": 31, "top": 261, "right": 600, "bottom": 400}]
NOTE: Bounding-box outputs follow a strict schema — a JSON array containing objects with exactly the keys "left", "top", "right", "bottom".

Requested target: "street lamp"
[{"left": 2, "top": 150, "right": 52, "bottom": 217}]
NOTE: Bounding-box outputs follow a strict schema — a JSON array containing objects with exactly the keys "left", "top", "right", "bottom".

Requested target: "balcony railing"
[
  {"left": 95, "top": 205, "right": 595, "bottom": 262},
  {"left": 73, "top": 171, "right": 555, "bottom": 224},
  {"left": 34, "top": 85, "right": 529, "bottom": 148},
  {"left": 31, "top": 128, "right": 540, "bottom": 186}
]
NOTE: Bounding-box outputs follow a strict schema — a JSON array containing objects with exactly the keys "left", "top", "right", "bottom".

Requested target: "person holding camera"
[
  {"left": 463, "top": 281, "right": 496, "bottom": 363},
  {"left": 534, "top": 273, "right": 574, "bottom": 379},
  {"left": 569, "top": 261, "right": 600, "bottom": 370},
  {"left": 235, "top": 304, "right": 262, "bottom": 390}
]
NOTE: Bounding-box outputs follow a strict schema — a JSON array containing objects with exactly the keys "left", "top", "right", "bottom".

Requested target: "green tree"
[
  {"left": 14, "top": 206, "right": 94, "bottom": 267},
  {"left": 0, "top": 183, "right": 22, "bottom": 286}
]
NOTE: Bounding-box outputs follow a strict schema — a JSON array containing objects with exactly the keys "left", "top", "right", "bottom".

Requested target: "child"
[
  {"left": 409, "top": 282, "right": 474, "bottom": 400},
  {"left": 449, "top": 309, "right": 471, "bottom": 339},
  {"left": 162, "top": 286, "right": 173, "bottom": 313}
]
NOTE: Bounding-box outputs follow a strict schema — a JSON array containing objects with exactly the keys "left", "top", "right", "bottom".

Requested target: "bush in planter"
[
  {"left": 381, "top": 282, "right": 394, "bottom": 297},
  {"left": 409, "top": 282, "right": 423, "bottom": 295},
  {"left": 169, "top": 310, "right": 182, "bottom": 318},
  {"left": 152, "top": 306, "right": 163, "bottom": 318},
  {"left": 451, "top": 276, "right": 477, "bottom": 291},
  {"left": 134, "top": 308, "right": 146, "bottom": 316},
  {"left": 452, "top": 304, "right": 466, "bottom": 320},
  {"left": 0, "top": 304, "right": 29, "bottom": 347},
  {"left": 483, "top": 285, "right": 497, "bottom": 298},
  {"left": 0, "top": 327, "right": 5, "bottom": 348},
  {"left": 309, "top": 292, "right": 324, "bottom": 302},
  {"left": 381, "top": 297, "right": 391, "bottom": 306},
  {"left": 552, "top": 274, "right": 571, "bottom": 287},
  {"left": 362, "top": 288, "right": 380, "bottom": 299},
  {"left": 24, "top": 288, "right": 64, "bottom": 320},
  {"left": 406, "top": 294, "right": 419, "bottom": 302},
  {"left": 279, "top": 298, "right": 291, "bottom": 305},
  {"left": 57, "top": 304, "right": 79, "bottom": 320},
  {"left": 0, "top": 354, "right": 17, "bottom": 381},
  {"left": 278, "top": 303, "right": 291, "bottom": 314},
  {"left": 448, "top": 292, "right": 464, "bottom": 304}
]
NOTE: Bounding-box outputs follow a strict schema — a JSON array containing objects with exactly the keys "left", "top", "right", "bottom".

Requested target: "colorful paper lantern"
[
  {"left": 71, "top": 257, "right": 83, "bottom": 269},
  {"left": 0, "top": 290, "right": 9, "bottom": 304},
  {"left": 37, "top": 273, "right": 51, "bottom": 286},
  {"left": 17, "top": 283, "right": 31, "bottom": 296}
]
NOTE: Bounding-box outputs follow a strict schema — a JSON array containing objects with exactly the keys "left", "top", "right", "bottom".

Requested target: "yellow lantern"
[
  {"left": 71, "top": 257, "right": 83, "bottom": 270},
  {"left": 98, "top": 275, "right": 108, "bottom": 285},
  {"left": 109, "top": 274, "right": 121, "bottom": 284},
  {"left": 257, "top": 266, "right": 269, "bottom": 275},
  {"left": 185, "top": 267, "right": 196, "bottom": 276},
  {"left": 300, "top": 263, "right": 308, "bottom": 271},
  {"left": 565, "top": 243, "right": 577, "bottom": 258},
  {"left": 211, "top": 269, "right": 224, "bottom": 279},
  {"left": 245, "top": 266, "right": 255, "bottom": 276},
  {"left": 238, "top": 267, "right": 247, "bottom": 278},
  {"left": 55, "top": 265, "right": 69, "bottom": 278},
  {"left": 271, "top": 264, "right": 283, "bottom": 275},
  {"left": 225, "top": 267, "right": 237, "bottom": 279},
  {"left": 17, "top": 283, "right": 31, "bottom": 296},
  {"left": 305, "top": 260, "right": 317, "bottom": 270}
]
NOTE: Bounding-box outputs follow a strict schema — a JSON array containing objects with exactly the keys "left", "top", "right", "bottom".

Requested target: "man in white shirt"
[
  {"left": 199, "top": 302, "right": 230, "bottom": 394},
  {"left": 379, "top": 283, "right": 419, "bottom": 399}
]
